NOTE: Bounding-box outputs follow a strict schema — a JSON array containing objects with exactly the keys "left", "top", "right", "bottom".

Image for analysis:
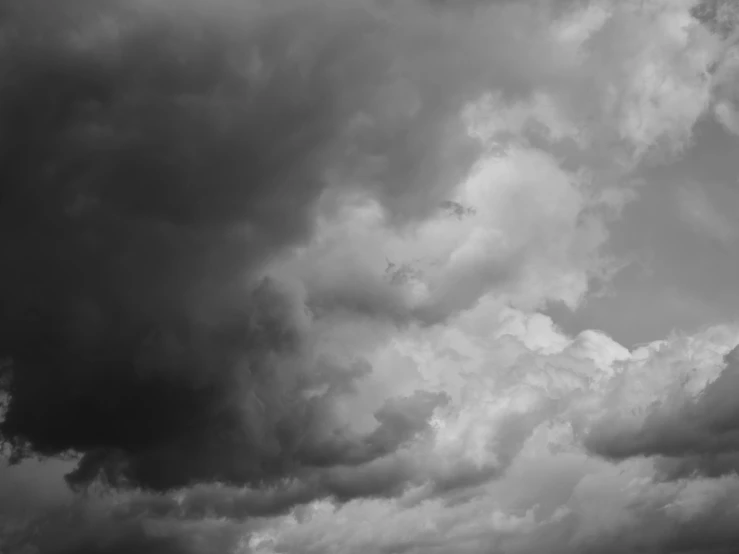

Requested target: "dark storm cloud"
[
  {"left": 108, "top": 393, "right": 448, "bottom": 518},
  {"left": 0, "top": 0, "right": 501, "bottom": 494},
  {"left": 654, "top": 451, "right": 739, "bottom": 481},
  {"left": 611, "top": 484, "right": 739, "bottom": 554},
  {"left": 585, "top": 346, "right": 739, "bottom": 478}
]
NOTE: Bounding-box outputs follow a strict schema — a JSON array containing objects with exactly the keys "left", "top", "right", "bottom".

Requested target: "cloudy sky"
[{"left": 2, "top": 0, "right": 739, "bottom": 553}]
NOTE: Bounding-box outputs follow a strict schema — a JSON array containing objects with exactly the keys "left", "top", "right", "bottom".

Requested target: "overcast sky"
[{"left": 2, "top": 1, "right": 739, "bottom": 553}]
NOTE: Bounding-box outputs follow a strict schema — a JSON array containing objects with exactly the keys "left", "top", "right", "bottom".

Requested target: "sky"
[{"left": 2, "top": 0, "right": 739, "bottom": 553}]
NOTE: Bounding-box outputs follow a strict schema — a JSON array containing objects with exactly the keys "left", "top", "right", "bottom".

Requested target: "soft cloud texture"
[
  {"left": 2, "top": 1, "right": 739, "bottom": 554},
  {"left": 675, "top": 182, "right": 739, "bottom": 243}
]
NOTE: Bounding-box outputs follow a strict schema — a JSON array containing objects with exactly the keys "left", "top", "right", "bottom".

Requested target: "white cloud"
[{"left": 231, "top": 320, "right": 739, "bottom": 554}]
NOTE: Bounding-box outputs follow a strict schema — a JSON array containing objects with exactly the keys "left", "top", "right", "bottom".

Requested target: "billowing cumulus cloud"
[
  {"left": 2, "top": 0, "right": 739, "bottom": 553},
  {"left": 585, "top": 338, "right": 739, "bottom": 479}
]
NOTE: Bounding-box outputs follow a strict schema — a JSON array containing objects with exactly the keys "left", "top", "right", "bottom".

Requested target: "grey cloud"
[
  {"left": 654, "top": 452, "right": 739, "bottom": 481},
  {"left": 585, "top": 346, "right": 739, "bottom": 478},
  {"left": 692, "top": 0, "right": 739, "bottom": 39},
  {"left": 7, "top": 2, "right": 734, "bottom": 554},
  {"left": 0, "top": 0, "right": 529, "bottom": 496},
  {"left": 0, "top": 389, "right": 449, "bottom": 551},
  {"left": 1, "top": 502, "right": 244, "bottom": 554}
]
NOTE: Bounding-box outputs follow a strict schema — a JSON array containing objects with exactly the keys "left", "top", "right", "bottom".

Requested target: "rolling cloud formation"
[{"left": 2, "top": 1, "right": 739, "bottom": 553}]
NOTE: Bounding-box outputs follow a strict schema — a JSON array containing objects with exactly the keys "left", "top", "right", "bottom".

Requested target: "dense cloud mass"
[
  {"left": 0, "top": 0, "right": 489, "bottom": 491},
  {"left": 2, "top": 0, "right": 739, "bottom": 553},
  {"left": 586, "top": 344, "right": 739, "bottom": 479}
]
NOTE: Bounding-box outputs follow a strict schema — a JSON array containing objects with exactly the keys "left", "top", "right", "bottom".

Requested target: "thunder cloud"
[{"left": 2, "top": 1, "right": 739, "bottom": 554}]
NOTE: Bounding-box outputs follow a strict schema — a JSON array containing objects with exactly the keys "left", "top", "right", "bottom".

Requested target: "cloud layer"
[{"left": 2, "top": 0, "right": 739, "bottom": 553}]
